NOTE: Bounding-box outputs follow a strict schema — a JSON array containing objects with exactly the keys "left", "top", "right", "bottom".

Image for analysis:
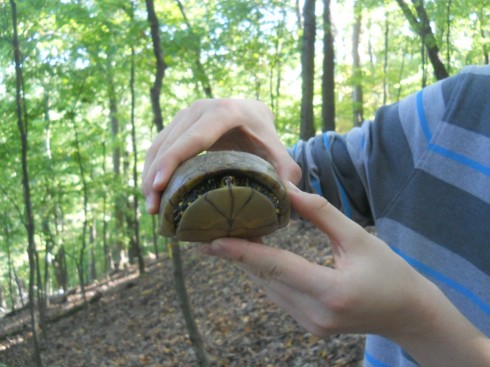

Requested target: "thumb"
[
  {"left": 287, "top": 182, "right": 365, "bottom": 252},
  {"left": 275, "top": 156, "right": 302, "bottom": 186}
]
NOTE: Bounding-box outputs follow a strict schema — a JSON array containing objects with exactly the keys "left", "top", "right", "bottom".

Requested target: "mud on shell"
[{"left": 158, "top": 151, "right": 290, "bottom": 242}]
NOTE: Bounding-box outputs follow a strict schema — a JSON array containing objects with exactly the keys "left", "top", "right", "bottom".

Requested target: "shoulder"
[{"left": 440, "top": 65, "right": 490, "bottom": 138}]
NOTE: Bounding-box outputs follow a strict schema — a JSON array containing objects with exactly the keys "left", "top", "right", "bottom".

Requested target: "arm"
[{"left": 201, "top": 185, "right": 490, "bottom": 367}]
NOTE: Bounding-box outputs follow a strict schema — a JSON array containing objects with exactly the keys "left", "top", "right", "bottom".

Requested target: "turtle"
[{"left": 158, "top": 151, "right": 290, "bottom": 242}]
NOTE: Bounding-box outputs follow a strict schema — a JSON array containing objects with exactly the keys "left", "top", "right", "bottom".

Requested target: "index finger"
[
  {"left": 202, "top": 238, "right": 335, "bottom": 297},
  {"left": 287, "top": 184, "right": 366, "bottom": 253}
]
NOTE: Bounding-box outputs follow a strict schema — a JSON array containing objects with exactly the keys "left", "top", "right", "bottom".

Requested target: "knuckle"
[
  {"left": 265, "top": 263, "right": 283, "bottom": 279},
  {"left": 190, "top": 99, "right": 207, "bottom": 109},
  {"left": 323, "top": 289, "right": 356, "bottom": 316},
  {"left": 311, "top": 194, "right": 330, "bottom": 213},
  {"left": 308, "top": 312, "right": 335, "bottom": 337},
  {"left": 290, "top": 163, "right": 302, "bottom": 184},
  {"left": 184, "top": 127, "right": 209, "bottom": 150},
  {"left": 251, "top": 262, "right": 284, "bottom": 281},
  {"left": 174, "top": 107, "right": 190, "bottom": 120}
]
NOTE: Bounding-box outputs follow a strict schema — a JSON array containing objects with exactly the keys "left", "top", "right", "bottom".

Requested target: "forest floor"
[{"left": 0, "top": 220, "right": 365, "bottom": 367}]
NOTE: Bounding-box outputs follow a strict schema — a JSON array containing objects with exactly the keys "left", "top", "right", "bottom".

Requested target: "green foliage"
[{"left": 0, "top": 0, "right": 487, "bottom": 308}]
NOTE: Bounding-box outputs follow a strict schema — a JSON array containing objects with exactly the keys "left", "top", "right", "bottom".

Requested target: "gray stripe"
[
  {"left": 355, "top": 104, "right": 415, "bottom": 219},
  {"left": 384, "top": 170, "right": 490, "bottom": 276},
  {"left": 398, "top": 82, "right": 445, "bottom": 163},
  {"left": 460, "top": 64, "right": 490, "bottom": 76},
  {"left": 420, "top": 148, "right": 490, "bottom": 205},
  {"left": 444, "top": 73, "right": 490, "bottom": 138},
  {"left": 431, "top": 121, "right": 490, "bottom": 168},
  {"left": 422, "top": 78, "right": 446, "bottom": 137},
  {"left": 378, "top": 218, "right": 490, "bottom": 335}
]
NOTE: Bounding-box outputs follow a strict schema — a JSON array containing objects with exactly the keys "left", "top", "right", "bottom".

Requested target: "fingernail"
[
  {"left": 146, "top": 194, "right": 156, "bottom": 213},
  {"left": 153, "top": 170, "right": 165, "bottom": 188},
  {"left": 200, "top": 244, "right": 212, "bottom": 255},
  {"left": 209, "top": 239, "right": 225, "bottom": 254},
  {"left": 286, "top": 181, "right": 300, "bottom": 193}
]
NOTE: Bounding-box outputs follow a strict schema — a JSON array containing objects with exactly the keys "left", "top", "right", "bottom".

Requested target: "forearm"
[{"left": 392, "top": 276, "right": 490, "bottom": 367}]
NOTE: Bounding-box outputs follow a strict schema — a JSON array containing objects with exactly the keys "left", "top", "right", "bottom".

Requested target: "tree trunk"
[
  {"left": 383, "top": 10, "right": 389, "bottom": 105},
  {"left": 321, "top": 0, "right": 335, "bottom": 132},
  {"left": 479, "top": 10, "right": 488, "bottom": 64},
  {"left": 175, "top": 0, "right": 213, "bottom": 98},
  {"left": 107, "top": 65, "right": 125, "bottom": 272},
  {"left": 34, "top": 250, "right": 47, "bottom": 339},
  {"left": 145, "top": 1, "right": 209, "bottom": 364},
  {"left": 171, "top": 241, "right": 211, "bottom": 366},
  {"left": 445, "top": 0, "right": 452, "bottom": 74},
  {"left": 42, "top": 88, "right": 54, "bottom": 305},
  {"left": 395, "top": 0, "right": 449, "bottom": 80},
  {"left": 4, "top": 222, "right": 17, "bottom": 311},
  {"left": 89, "top": 221, "right": 97, "bottom": 282},
  {"left": 396, "top": 44, "right": 407, "bottom": 101},
  {"left": 10, "top": 1, "right": 43, "bottom": 365},
  {"left": 150, "top": 215, "right": 159, "bottom": 258},
  {"left": 53, "top": 246, "right": 68, "bottom": 293},
  {"left": 14, "top": 269, "right": 25, "bottom": 308},
  {"left": 145, "top": 0, "right": 167, "bottom": 132},
  {"left": 0, "top": 287, "right": 5, "bottom": 310},
  {"left": 300, "top": 0, "right": 316, "bottom": 140},
  {"left": 101, "top": 141, "right": 112, "bottom": 274},
  {"left": 352, "top": 0, "right": 363, "bottom": 127},
  {"left": 269, "top": 8, "right": 287, "bottom": 119},
  {"left": 129, "top": 40, "right": 145, "bottom": 274},
  {"left": 72, "top": 116, "right": 89, "bottom": 306}
]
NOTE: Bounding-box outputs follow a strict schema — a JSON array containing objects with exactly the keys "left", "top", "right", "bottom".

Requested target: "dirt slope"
[{"left": 0, "top": 220, "right": 364, "bottom": 367}]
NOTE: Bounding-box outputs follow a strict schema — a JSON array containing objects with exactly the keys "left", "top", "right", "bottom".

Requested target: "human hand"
[
  {"left": 142, "top": 99, "right": 301, "bottom": 214},
  {"left": 201, "top": 183, "right": 427, "bottom": 338},
  {"left": 201, "top": 184, "right": 490, "bottom": 366}
]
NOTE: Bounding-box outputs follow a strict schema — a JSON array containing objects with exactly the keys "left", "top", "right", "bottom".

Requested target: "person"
[{"left": 142, "top": 65, "right": 490, "bottom": 366}]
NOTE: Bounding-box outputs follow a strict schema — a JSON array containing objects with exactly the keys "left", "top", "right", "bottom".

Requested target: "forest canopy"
[{"left": 0, "top": 0, "right": 488, "bottom": 319}]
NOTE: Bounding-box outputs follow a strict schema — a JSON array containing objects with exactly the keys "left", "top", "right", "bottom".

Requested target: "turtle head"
[{"left": 220, "top": 175, "right": 236, "bottom": 188}]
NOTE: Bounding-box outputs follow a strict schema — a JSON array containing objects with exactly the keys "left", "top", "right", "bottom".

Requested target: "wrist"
[{"left": 387, "top": 273, "right": 489, "bottom": 366}]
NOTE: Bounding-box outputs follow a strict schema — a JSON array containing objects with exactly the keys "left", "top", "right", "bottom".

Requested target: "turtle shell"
[{"left": 158, "top": 151, "right": 290, "bottom": 242}]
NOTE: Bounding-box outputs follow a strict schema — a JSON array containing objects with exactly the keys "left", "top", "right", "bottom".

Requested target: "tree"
[
  {"left": 175, "top": 0, "right": 213, "bottom": 98},
  {"left": 300, "top": 0, "right": 316, "bottom": 139},
  {"left": 322, "top": 0, "right": 335, "bottom": 132},
  {"left": 9, "top": 0, "right": 43, "bottom": 365},
  {"left": 395, "top": 0, "right": 449, "bottom": 81},
  {"left": 144, "top": 1, "right": 209, "bottom": 365},
  {"left": 145, "top": 0, "right": 166, "bottom": 132},
  {"left": 352, "top": 0, "right": 364, "bottom": 127},
  {"left": 128, "top": 1, "right": 145, "bottom": 274}
]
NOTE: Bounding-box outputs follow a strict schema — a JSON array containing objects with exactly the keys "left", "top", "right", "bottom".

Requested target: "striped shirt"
[{"left": 289, "top": 65, "right": 490, "bottom": 367}]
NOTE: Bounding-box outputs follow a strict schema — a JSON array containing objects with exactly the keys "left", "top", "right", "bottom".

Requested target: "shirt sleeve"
[
  {"left": 289, "top": 125, "right": 375, "bottom": 227},
  {"left": 288, "top": 66, "right": 479, "bottom": 228}
]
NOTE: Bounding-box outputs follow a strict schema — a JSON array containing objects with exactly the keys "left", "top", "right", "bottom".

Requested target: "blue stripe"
[
  {"left": 390, "top": 246, "right": 490, "bottom": 316},
  {"left": 323, "top": 132, "right": 330, "bottom": 150},
  {"left": 416, "top": 90, "right": 432, "bottom": 142},
  {"left": 428, "top": 143, "right": 490, "bottom": 177},
  {"left": 311, "top": 177, "right": 323, "bottom": 196},
  {"left": 364, "top": 351, "right": 393, "bottom": 367},
  {"left": 336, "top": 178, "right": 353, "bottom": 219}
]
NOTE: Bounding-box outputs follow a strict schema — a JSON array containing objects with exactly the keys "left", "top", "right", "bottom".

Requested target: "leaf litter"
[{"left": 0, "top": 220, "right": 364, "bottom": 366}]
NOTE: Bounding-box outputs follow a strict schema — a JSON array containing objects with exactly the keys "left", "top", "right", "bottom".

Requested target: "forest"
[{"left": 0, "top": 0, "right": 488, "bottom": 366}]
